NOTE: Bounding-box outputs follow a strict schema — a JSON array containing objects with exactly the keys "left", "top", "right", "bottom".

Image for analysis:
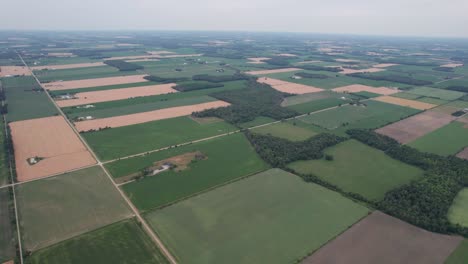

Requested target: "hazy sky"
[{"left": 3, "top": 0, "right": 468, "bottom": 38}]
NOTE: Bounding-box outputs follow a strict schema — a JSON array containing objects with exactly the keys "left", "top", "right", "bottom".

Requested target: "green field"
[
  {"left": 119, "top": 133, "right": 269, "bottom": 211},
  {"left": 0, "top": 120, "right": 9, "bottom": 186},
  {"left": 146, "top": 168, "right": 369, "bottom": 264},
  {"left": 408, "top": 122, "right": 468, "bottom": 156},
  {"left": 16, "top": 166, "right": 132, "bottom": 251},
  {"left": 448, "top": 188, "right": 468, "bottom": 228},
  {"left": 238, "top": 116, "right": 276, "bottom": 128},
  {"left": 83, "top": 116, "right": 237, "bottom": 161},
  {"left": 25, "top": 219, "right": 169, "bottom": 264},
  {"left": 2, "top": 76, "right": 58, "bottom": 122},
  {"left": 252, "top": 121, "right": 317, "bottom": 141},
  {"left": 416, "top": 97, "right": 448, "bottom": 105},
  {"left": 63, "top": 80, "right": 247, "bottom": 118},
  {"left": 406, "top": 87, "right": 465, "bottom": 101},
  {"left": 0, "top": 188, "right": 15, "bottom": 263},
  {"left": 35, "top": 65, "right": 141, "bottom": 82},
  {"left": 137, "top": 59, "right": 236, "bottom": 78},
  {"left": 392, "top": 92, "right": 422, "bottom": 100},
  {"left": 49, "top": 81, "right": 157, "bottom": 96},
  {"left": 288, "top": 140, "right": 424, "bottom": 201},
  {"left": 445, "top": 240, "right": 468, "bottom": 264},
  {"left": 298, "top": 100, "right": 419, "bottom": 131}
]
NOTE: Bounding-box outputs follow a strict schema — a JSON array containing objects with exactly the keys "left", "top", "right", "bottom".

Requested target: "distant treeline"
[
  {"left": 104, "top": 60, "right": 143, "bottom": 71},
  {"left": 192, "top": 73, "right": 250, "bottom": 83},
  {"left": 174, "top": 82, "right": 224, "bottom": 92},
  {"left": 299, "top": 65, "right": 343, "bottom": 72},
  {"left": 193, "top": 80, "right": 297, "bottom": 124},
  {"left": 347, "top": 129, "right": 468, "bottom": 236},
  {"left": 446, "top": 86, "right": 468, "bottom": 93},
  {"left": 432, "top": 67, "right": 454, "bottom": 72},
  {"left": 144, "top": 75, "right": 189, "bottom": 83},
  {"left": 375, "top": 58, "right": 438, "bottom": 67},
  {"left": 348, "top": 73, "right": 433, "bottom": 86}
]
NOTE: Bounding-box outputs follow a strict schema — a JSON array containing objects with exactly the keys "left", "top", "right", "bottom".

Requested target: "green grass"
[
  {"left": 2, "top": 76, "right": 58, "bottom": 122},
  {"left": 238, "top": 116, "right": 276, "bottom": 128},
  {"left": 35, "top": 66, "right": 141, "bottom": 82},
  {"left": 448, "top": 188, "right": 468, "bottom": 228},
  {"left": 281, "top": 91, "right": 350, "bottom": 107},
  {"left": 63, "top": 80, "right": 247, "bottom": 118},
  {"left": 252, "top": 122, "right": 317, "bottom": 141},
  {"left": 140, "top": 60, "right": 236, "bottom": 78},
  {"left": 445, "top": 240, "right": 468, "bottom": 264},
  {"left": 298, "top": 100, "right": 419, "bottom": 131},
  {"left": 119, "top": 133, "right": 269, "bottom": 211},
  {"left": 415, "top": 97, "right": 448, "bottom": 105},
  {"left": 0, "top": 121, "right": 9, "bottom": 186},
  {"left": 406, "top": 87, "right": 465, "bottom": 101},
  {"left": 145, "top": 168, "right": 369, "bottom": 264},
  {"left": 288, "top": 140, "right": 424, "bottom": 201},
  {"left": 287, "top": 97, "right": 347, "bottom": 114},
  {"left": 16, "top": 166, "right": 132, "bottom": 251},
  {"left": 83, "top": 116, "right": 237, "bottom": 161},
  {"left": 352, "top": 91, "right": 381, "bottom": 98},
  {"left": 408, "top": 122, "right": 468, "bottom": 156},
  {"left": 49, "top": 81, "right": 157, "bottom": 96},
  {"left": 25, "top": 219, "right": 169, "bottom": 264},
  {"left": 66, "top": 95, "right": 217, "bottom": 119},
  {"left": 0, "top": 188, "right": 15, "bottom": 263}
]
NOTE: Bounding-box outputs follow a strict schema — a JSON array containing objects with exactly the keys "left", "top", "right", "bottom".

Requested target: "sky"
[{"left": 3, "top": 0, "right": 468, "bottom": 38}]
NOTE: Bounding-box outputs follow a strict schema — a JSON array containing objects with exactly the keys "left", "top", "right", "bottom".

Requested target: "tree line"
[
  {"left": 104, "top": 60, "right": 143, "bottom": 71},
  {"left": 348, "top": 73, "right": 433, "bottom": 86}
]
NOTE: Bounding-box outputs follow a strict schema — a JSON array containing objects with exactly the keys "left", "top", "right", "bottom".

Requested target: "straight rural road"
[{"left": 18, "top": 53, "right": 179, "bottom": 264}]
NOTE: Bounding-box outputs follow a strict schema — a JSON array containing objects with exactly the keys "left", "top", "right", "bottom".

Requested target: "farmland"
[
  {"left": 251, "top": 121, "right": 317, "bottom": 141},
  {"left": 0, "top": 120, "right": 9, "bottom": 186},
  {"left": 448, "top": 188, "right": 468, "bottom": 227},
  {"left": 16, "top": 166, "right": 132, "bottom": 251},
  {"left": 446, "top": 240, "right": 468, "bottom": 264},
  {"left": 288, "top": 140, "right": 424, "bottom": 201},
  {"left": 408, "top": 121, "right": 468, "bottom": 156},
  {"left": 35, "top": 65, "right": 140, "bottom": 82},
  {"left": 118, "top": 133, "right": 269, "bottom": 211},
  {"left": 0, "top": 188, "right": 15, "bottom": 263},
  {"left": 146, "top": 169, "right": 369, "bottom": 264}
]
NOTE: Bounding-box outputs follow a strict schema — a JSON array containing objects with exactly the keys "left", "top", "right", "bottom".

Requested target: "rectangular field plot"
[
  {"left": 406, "top": 86, "right": 465, "bottom": 101},
  {"left": 2, "top": 76, "right": 58, "bottom": 122},
  {"left": 251, "top": 122, "right": 317, "bottom": 141},
  {"left": 145, "top": 168, "right": 369, "bottom": 264},
  {"left": 43, "top": 75, "right": 148, "bottom": 91},
  {"left": 372, "top": 96, "right": 437, "bottom": 110},
  {"left": 408, "top": 122, "right": 468, "bottom": 156},
  {"left": 0, "top": 188, "right": 15, "bottom": 263},
  {"left": 298, "top": 100, "right": 419, "bottom": 131},
  {"left": 245, "top": 67, "right": 301, "bottom": 75},
  {"left": 288, "top": 140, "right": 423, "bottom": 201},
  {"left": 376, "top": 111, "right": 456, "bottom": 144},
  {"left": 35, "top": 65, "right": 138, "bottom": 82},
  {"left": 83, "top": 116, "right": 236, "bottom": 161},
  {"left": 118, "top": 133, "right": 269, "bottom": 211},
  {"left": 75, "top": 100, "right": 230, "bottom": 132},
  {"left": 332, "top": 84, "right": 399, "bottom": 95},
  {"left": 448, "top": 188, "right": 468, "bottom": 228},
  {"left": 257, "top": 77, "right": 323, "bottom": 94},
  {"left": 16, "top": 166, "right": 132, "bottom": 251},
  {"left": 25, "top": 219, "right": 169, "bottom": 264},
  {"left": 10, "top": 116, "right": 96, "bottom": 181},
  {"left": 0, "top": 121, "right": 9, "bottom": 186},
  {"left": 31, "top": 62, "right": 106, "bottom": 71},
  {"left": 446, "top": 240, "right": 468, "bottom": 264},
  {"left": 302, "top": 211, "right": 462, "bottom": 264}
]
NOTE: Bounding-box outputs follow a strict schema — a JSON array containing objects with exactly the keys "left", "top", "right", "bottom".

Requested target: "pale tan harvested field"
[
  {"left": 75, "top": 101, "right": 230, "bottom": 132},
  {"left": 373, "top": 96, "right": 437, "bottom": 110},
  {"left": 124, "top": 58, "right": 160, "bottom": 63},
  {"left": 47, "top": 52, "right": 75, "bottom": 57},
  {"left": 9, "top": 116, "right": 96, "bottom": 181},
  {"left": 302, "top": 211, "right": 462, "bottom": 264},
  {"left": 340, "top": 67, "right": 385, "bottom": 74},
  {"left": 147, "top": 50, "right": 175, "bottom": 55},
  {"left": 296, "top": 60, "right": 321, "bottom": 64},
  {"left": 31, "top": 62, "right": 106, "bottom": 71},
  {"left": 431, "top": 105, "right": 460, "bottom": 115},
  {"left": 106, "top": 53, "right": 202, "bottom": 61},
  {"left": 245, "top": 68, "right": 301, "bottom": 75},
  {"left": 0, "top": 66, "right": 31, "bottom": 77},
  {"left": 456, "top": 147, "right": 468, "bottom": 160},
  {"left": 441, "top": 63, "right": 464, "bottom": 68},
  {"left": 277, "top": 53, "right": 297, "bottom": 57},
  {"left": 257, "top": 77, "right": 323, "bottom": 94},
  {"left": 373, "top": 63, "right": 399, "bottom": 68},
  {"left": 376, "top": 111, "right": 456, "bottom": 144},
  {"left": 335, "top": 59, "right": 359, "bottom": 63},
  {"left": 332, "top": 84, "right": 399, "bottom": 95},
  {"left": 44, "top": 75, "right": 149, "bottom": 91},
  {"left": 367, "top": 52, "right": 385, "bottom": 56},
  {"left": 247, "top": 57, "right": 271, "bottom": 64},
  {"left": 56, "top": 83, "right": 178, "bottom": 107}
]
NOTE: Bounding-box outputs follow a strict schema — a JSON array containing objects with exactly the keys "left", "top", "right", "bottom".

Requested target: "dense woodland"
[
  {"left": 348, "top": 73, "right": 433, "bottom": 86},
  {"left": 174, "top": 82, "right": 224, "bottom": 92},
  {"left": 347, "top": 129, "right": 468, "bottom": 236},
  {"left": 192, "top": 73, "right": 250, "bottom": 83},
  {"left": 104, "top": 60, "right": 143, "bottom": 71},
  {"left": 193, "top": 80, "right": 298, "bottom": 124},
  {"left": 299, "top": 65, "right": 343, "bottom": 72},
  {"left": 446, "top": 86, "right": 468, "bottom": 93},
  {"left": 144, "top": 75, "right": 189, "bottom": 83}
]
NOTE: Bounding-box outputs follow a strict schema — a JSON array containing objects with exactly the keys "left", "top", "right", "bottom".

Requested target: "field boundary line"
[{"left": 19, "top": 53, "right": 178, "bottom": 264}]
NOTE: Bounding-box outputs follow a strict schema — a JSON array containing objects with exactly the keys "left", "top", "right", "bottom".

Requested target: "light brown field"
[
  {"left": 335, "top": 59, "right": 359, "bottom": 63},
  {"left": 56, "top": 83, "right": 177, "bottom": 107},
  {"left": 0, "top": 66, "right": 31, "bottom": 77},
  {"left": 302, "top": 211, "right": 462, "bottom": 264},
  {"left": 247, "top": 57, "right": 271, "bottom": 64},
  {"left": 431, "top": 105, "right": 460, "bottom": 115},
  {"left": 106, "top": 53, "right": 202, "bottom": 61},
  {"left": 457, "top": 147, "right": 468, "bottom": 160},
  {"left": 9, "top": 116, "right": 96, "bottom": 181},
  {"left": 147, "top": 50, "right": 175, "bottom": 55},
  {"left": 31, "top": 62, "right": 106, "bottom": 71},
  {"left": 332, "top": 84, "right": 399, "bottom": 95},
  {"left": 245, "top": 68, "right": 301, "bottom": 75},
  {"left": 296, "top": 60, "right": 322, "bottom": 64},
  {"left": 47, "top": 52, "right": 74, "bottom": 57},
  {"left": 375, "top": 111, "right": 456, "bottom": 144},
  {"left": 43, "top": 75, "right": 149, "bottom": 91},
  {"left": 277, "top": 53, "right": 297, "bottom": 57},
  {"left": 75, "top": 100, "right": 230, "bottom": 132},
  {"left": 124, "top": 58, "right": 160, "bottom": 63},
  {"left": 441, "top": 63, "right": 463, "bottom": 68},
  {"left": 373, "top": 96, "right": 437, "bottom": 110},
  {"left": 339, "top": 67, "right": 386, "bottom": 74},
  {"left": 373, "top": 63, "right": 399, "bottom": 68},
  {"left": 257, "top": 77, "right": 323, "bottom": 94}
]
